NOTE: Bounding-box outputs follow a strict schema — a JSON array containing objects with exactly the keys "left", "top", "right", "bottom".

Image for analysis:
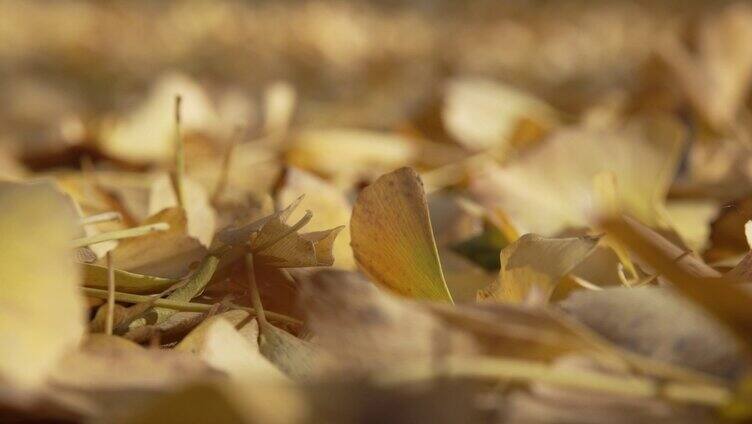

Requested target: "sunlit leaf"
[
  {"left": 478, "top": 234, "right": 599, "bottom": 303},
  {"left": 351, "top": 167, "right": 453, "bottom": 301},
  {"left": 0, "top": 181, "right": 85, "bottom": 389}
]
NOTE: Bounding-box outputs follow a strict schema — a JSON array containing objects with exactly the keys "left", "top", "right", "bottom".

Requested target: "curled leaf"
[
  {"left": 478, "top": 234, "right": 599, "bottom": 304},
  {"left": 351, "top": 167, "right": 453, "bottom": 302}
]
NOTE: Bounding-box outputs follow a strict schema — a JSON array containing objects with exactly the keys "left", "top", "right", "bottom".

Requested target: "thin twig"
[
  {"left": 80, "top": 211, "right": 122, "bottom": 226},
  {"left": 245, "top": 253, "right": 268, "bottom": 327},
  {"left": 105, "top": 252, "right": 116, "bottom": 336},
  {"left": 71, "top": 222, "right": 169, "bottom": 247},
  {"left": 376, "top": 356, "right": 731, "bottom": 407},
  {"left": 81, "top": 287, "right": 301, "bottom": 327},
  {"left": 173, "top": 95, "right": 185, "bottom": 209},
  {"left": 210, "top": 127, "right": 243, "bottom": 205}
]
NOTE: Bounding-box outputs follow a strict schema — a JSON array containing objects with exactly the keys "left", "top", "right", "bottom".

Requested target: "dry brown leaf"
[
  {"left": 277, "top": 167, "right": 355, "bottom": 269},
  {"left": 560, "top": 287, "right": 745, "bottom": 379},
  {"left": 101, "top": 207, "right": 207, "bottom": 279},
  {"left": 114, "top": 380, "right": 306, "bottom": 424},
  {"left": 601, "top": 215, "right": 752, "bottom": 356},
  {"left": 351, "top": 167, "right": 453, "bottom": 301},
  {"left": 300, "top": 270, "right": 479, "bottom": 374}
]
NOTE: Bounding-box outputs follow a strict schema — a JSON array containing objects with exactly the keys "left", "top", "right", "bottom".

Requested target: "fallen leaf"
[
  {"left": 470, "top": 117, "right": 684, "bottom": 236},
  {"left": 277, "top": 167, "right": 355, "bottom": 269},
  {"left": 560, "top": 287, "right": 745, "bottom": 379},
  {"left": 100, "top": 73, "right": 221, "bottom": 163},
  {"left": 148, "top": 173, "right": 216, "bottom": 247},
  {"left": 176, "top": 312, "right": 287, "bottom": 381},
  {"left": 660, "top": 3, "right": 752, "bottom": 131},
  {"left": 287, "top": 129, "right": 417, "bottom": 187},
  {"left": 101, "top": 207, "right": 207, "bottom": 279},
  {"left": 128, "top": 254, "right": 219, "bottom": 328},
  {"left": 478, "top": 234, "right": 599, "bottom": 303},
  {"left": 443, "top": 77, "right": 558, "bottom": 152},
  {"left": 80, "top": 263, "right": 177, "bottom": 294},
  {"left": 601, "top": 215, "right": 752, "bottom": 356},
  {"left": 0, "top": 181, "right": 85, "bottom": 389},
  {"left": 351, "top": 167, "right": 453, "bottom": 301}
]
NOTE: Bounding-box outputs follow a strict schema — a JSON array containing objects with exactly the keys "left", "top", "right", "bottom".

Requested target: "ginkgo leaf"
[
  {"left": 116, "top": 379, "right": 306, "bottom": 424},
  {"left": 100, "top": 73, "right": 221, "bottom": 163},
  {"left": 81, "top": 263, "right": 177, "bottom": 294},
  {"left": 128, "top": 254, "right": 219, "bottom": 328},
  {"left": 478, "top": 234, "right": 599, "bottom": 304},
  {"left": 287, "top": 129, "right": 418, "bottom": 187},
  {"left": 601, "top": 215, "right": 752, "bottom": 356},
  {"left": 277, "top": 168, "right": 355, "bottom": 269},
  {"left": 251, "top": 213, "right": 343, "bottom": 268},
  {"left": 148, "top": 173, "right": 216, "bottom": 247},
  {"left": 443, "top": 77, "right": 558, "bottom": 152},
  {"left": 101, "top": 207, "right": 207, "bottom": 279},
  {"left": 0, "top": 181, "right": 85, "bottom": 389},
  {"left": 660, "top": 3, "right": 752, "bottom": 131},
  {"left": 49, "top": 335, "right": 214, "bottom": 417},
  {"left": 176, "top": 313, "right": 287, "bottom": 381},
  {"left": 301, "top": 269, "right": 709, "bottom": 383},
  {"left": 469, "top": 117, "right": 684, "bottom": 236},
  {"left": 263, "top": 81, "right": 296, "bottom": 136},
  {"left": 351, "top": 167, "right": 453, "bottom": 302},
  {"left": 300, "top": 270, "right": 478, "bottom": 374},
  {"left": 560, "top": 287, "right": 744, "bottom": 379},
  {"left": 664, "top": 200, "right": 718, "bottom": 253},
  {"left": 258, "top": 323, "right": 321, "bottom": 381}
]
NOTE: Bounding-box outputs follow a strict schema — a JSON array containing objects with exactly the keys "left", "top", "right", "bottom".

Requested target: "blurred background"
[{"left": 0, "top": 0, "right": 740, "bottom": 144}]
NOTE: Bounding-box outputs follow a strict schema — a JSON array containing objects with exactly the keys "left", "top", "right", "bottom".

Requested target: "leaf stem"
[
  {"left": 71, "top": 222, "right": 169, "bottom": 247},
  {"left": 80, "top": 211, "right": 122, "bottom": 226},
  {"left": 173, "top": 95, "right": 185, "bottom": 209},
  {"left": 245, "top": 253, "right": 268, "bottom": 327},
  {"left": 376, "top": 356, "right": 731, "bottom": 407},
  {"left": 105, "top": 252, "right": 115, "bottom": 336},
  {"left": 210, "top": 127, "right": 242, "bottom": 205},
  {"left": 81, "top": 287, "right": 301, "bottom": 327}
]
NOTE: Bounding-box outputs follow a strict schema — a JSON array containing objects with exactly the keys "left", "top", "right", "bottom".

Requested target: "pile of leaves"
[{"left": 5, "top": 2, "right": 752, "bottom": 423}]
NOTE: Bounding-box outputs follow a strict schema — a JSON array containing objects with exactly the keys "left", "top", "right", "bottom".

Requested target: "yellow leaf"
[
  {"left": 148, "top": 173, "right": 216, "bottom": 247},
  {"left": 0, "top": 181, "right": 85, "bottom": 389},
  {"left": 443, "top": 77, "right": 558, "bottom": 152},
  {"left": 177, "top": 312, "right": 287, "bottom": 381},
  {"left": 100, "top": 73, "right": 220, "bottom": 163},
  {"left": 287, "top": 129, "right": 417, "bottom": 187},
  {"left": 478, "top": 234, "right": 599, "bottom": 304},
  {"left": 470, "top": 117, "right": 684, "bottom": 236},
  {"left": 351, "top": 167, "right": 452, "bottom": 302}
]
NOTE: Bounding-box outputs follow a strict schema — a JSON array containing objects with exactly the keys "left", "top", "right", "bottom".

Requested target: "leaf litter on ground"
[{"left": 6, "top": 4, "right": 752, "bottom": 421}]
